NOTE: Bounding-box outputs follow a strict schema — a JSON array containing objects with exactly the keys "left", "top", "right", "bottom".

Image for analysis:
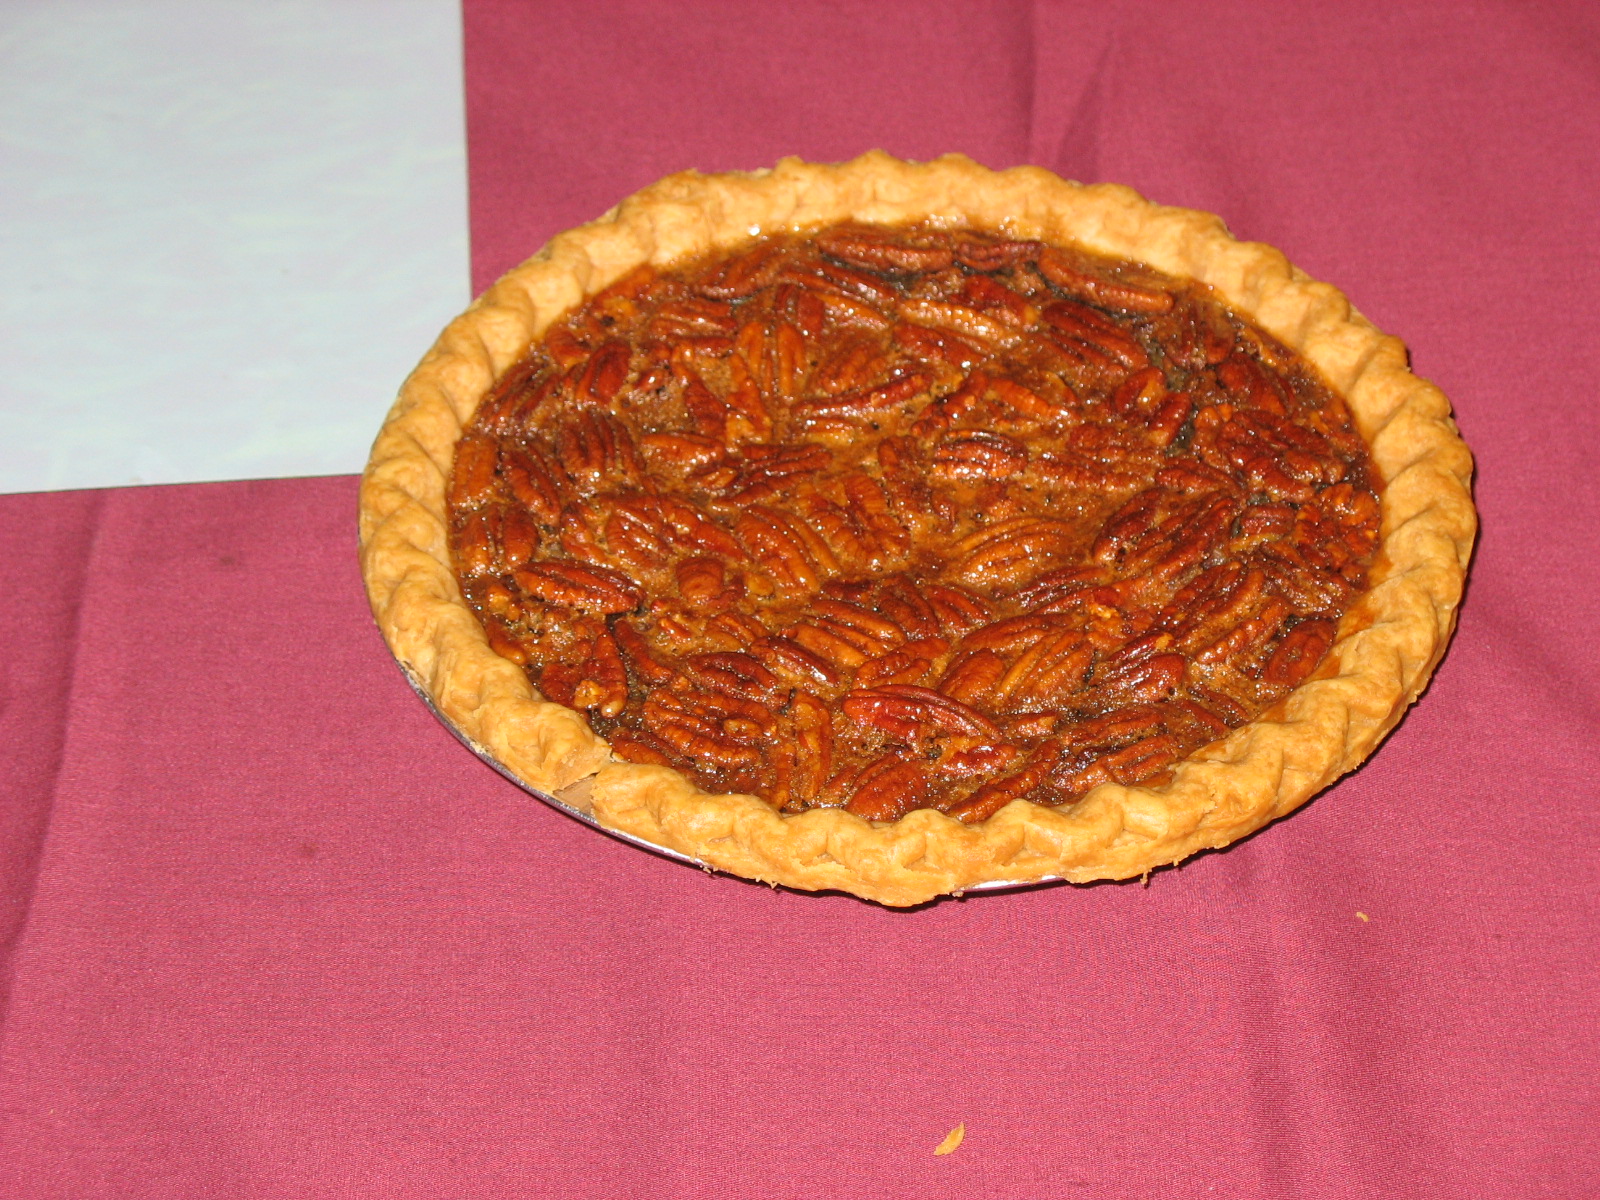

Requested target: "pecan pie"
[{"left": 360, "top": 153, "right": 1475, "bottom": 906}]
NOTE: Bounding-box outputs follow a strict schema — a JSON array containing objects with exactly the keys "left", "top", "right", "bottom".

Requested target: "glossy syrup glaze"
[{"left": 447, "top": 224, "right": 1380, "bottom": 823}]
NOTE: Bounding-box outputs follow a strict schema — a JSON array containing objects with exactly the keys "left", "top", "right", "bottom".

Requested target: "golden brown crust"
[{"left": 359, "top": 152, "right": 1475, "bottom": 907}]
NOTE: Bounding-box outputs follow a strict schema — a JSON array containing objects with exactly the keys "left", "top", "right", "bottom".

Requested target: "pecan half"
[
  {"left": 1037, "top": 246, "right": 1174, "bottom": 314},
  {"left": 513, "top": 561, "right": 642, "bottom": 614},
  {"left": 817, "top": 226, "right": 955, "bottom": 274},
  {"left": 932, "top": 431, "right": 1028, "bottom": 479},
  {"left": 843, "top": 685, "right": 999, "bottom": 742},
  {"left": 448, "top": 433, "right": 499, "bottom": 510},
  {"left": 844, "top": 752, "right": 933, "bottom": 821}
]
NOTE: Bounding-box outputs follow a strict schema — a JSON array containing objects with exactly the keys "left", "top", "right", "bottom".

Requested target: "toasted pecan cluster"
[{"left": 446, "top": 223, "right": 1380, "bottom": 823}]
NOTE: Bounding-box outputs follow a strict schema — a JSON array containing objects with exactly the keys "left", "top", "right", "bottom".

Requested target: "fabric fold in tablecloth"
[{"left": 2, "top": 489, "right": 98, "bottom": 1025}]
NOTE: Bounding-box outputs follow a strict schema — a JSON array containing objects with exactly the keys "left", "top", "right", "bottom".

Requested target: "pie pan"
[
  {"left": 358, "top": 152, "right": 1476, "bottom": 907},
  {"left": 396, "top": 658, "right": 1058, "bottom": 895}
]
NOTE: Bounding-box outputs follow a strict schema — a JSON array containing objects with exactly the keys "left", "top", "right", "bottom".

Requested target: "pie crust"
[{"left": 359, "top": 152, "right": 1476, "bottom": 907}]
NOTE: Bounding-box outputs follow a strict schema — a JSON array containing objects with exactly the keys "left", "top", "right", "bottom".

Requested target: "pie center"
[{"left": 447, "top": 223, "right": 1381, "bottom": 823}]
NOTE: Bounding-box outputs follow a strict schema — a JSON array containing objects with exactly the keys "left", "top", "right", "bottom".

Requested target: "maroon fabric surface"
[{"left": 3, "top": 2, "right": 1598, "bottom": 1197}]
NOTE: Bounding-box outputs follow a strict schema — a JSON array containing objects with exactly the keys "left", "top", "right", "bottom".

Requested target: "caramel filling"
[{"left": 448, "top": 224, "right": 1380, "bottom": 823}]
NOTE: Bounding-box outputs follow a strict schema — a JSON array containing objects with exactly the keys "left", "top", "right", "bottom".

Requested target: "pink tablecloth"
[{"left": 3, "top": 3, "right": 1598, "bottom": 1196}]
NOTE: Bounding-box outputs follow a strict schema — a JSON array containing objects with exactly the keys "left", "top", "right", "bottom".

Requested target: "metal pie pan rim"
[{"left": 398, "top": 663, "right": 1062, "bottom": 898}]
